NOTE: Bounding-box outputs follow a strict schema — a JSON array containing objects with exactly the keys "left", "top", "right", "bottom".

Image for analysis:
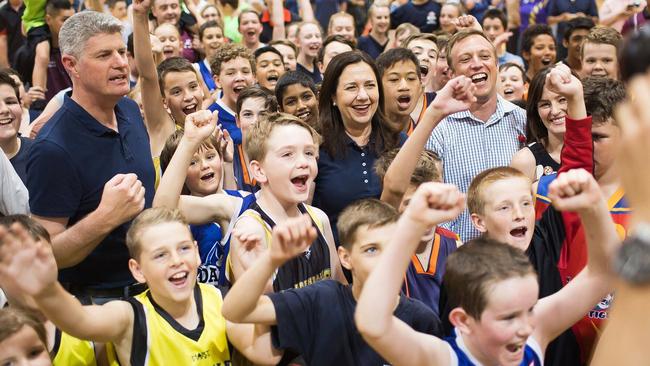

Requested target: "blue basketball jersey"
[
  {"left": 232, "top": 143, "right": 260, "bottom": 193},
  {"left": 190, "top": 190, "right": 256, "bottom": 288},
  {"left": 446, "top": 329, "right": 543, "bottom": 366}
]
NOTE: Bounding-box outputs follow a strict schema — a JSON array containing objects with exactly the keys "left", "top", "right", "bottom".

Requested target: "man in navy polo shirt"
[
  {"left": 26, "top": 11, "right": 154, "bottom": 299},
  {"left": 390, "top": 0, "right": 441, "bottom": 34}
]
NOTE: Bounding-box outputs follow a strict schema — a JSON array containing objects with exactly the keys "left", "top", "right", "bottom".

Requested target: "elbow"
[
  {"left": 221, "top": 300, "right": 244, "bottom": 323},
  {"left": 354, "top": 306, "right": 388, "bottom": 340}
]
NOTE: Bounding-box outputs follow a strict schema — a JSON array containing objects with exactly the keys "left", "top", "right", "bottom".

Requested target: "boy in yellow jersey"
[
  {"left": 0, "top": 111, "right": 268, "bottom": 366},
  {"left": 0, "top": 215, "right": 118, "bottom": 366}
]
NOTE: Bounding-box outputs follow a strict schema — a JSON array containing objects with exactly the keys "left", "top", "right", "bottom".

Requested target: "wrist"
[{"left": 35, "top": 281, "right": 63, "bottom": 301}]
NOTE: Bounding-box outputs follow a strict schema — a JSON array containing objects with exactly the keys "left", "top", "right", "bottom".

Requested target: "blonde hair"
[
  {"left": 467, "top": 167, "right": 530, "bottom": 215},
  {"left": 126, "top": 208, "right": 189, "bottom": 260},
  {"left": 0, "top": 308, "right": 47, "bottom": 347},
  {"left": 328, "top": 12, "right": 354, "bottom": 35},
  {"left": 244, "top": 112, "right": 320, "bottom": 164},
  {"left": 375, "top": 149, "right": 442, "bottom": 185},
  {"left": 337, "top": 199, "right": 398, "bottom": 249}
]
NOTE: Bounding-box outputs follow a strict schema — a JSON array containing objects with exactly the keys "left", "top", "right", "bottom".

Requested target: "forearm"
[
  {"left": 558, "top": 116, "right": 593, "bottom": 175},
  {"left": 133, "top": 12, "right": 158, "bottom": 82},
  {"left": 546, "top": 14, "right": 565, "bottom": 25},
  {"left": 51, "top": 209, "right": 116, "bottom": 268},
  {"left": 222, "top": 253, "right": 276, "bottom": 323},
  {"left": 271, "top": 0, "right": 285, "bottom": 40},
  {"left": 298, "top": 0, "right": 314, "bottom": 22},
  {"left": 153, "top": 139, "right": 196, "bottom": 209},
  {"left": 32, "top": 41, "right": 49, "bottom": 90},
  {"left": 579, "top": 199, "right": 619, "bottom": 274}
]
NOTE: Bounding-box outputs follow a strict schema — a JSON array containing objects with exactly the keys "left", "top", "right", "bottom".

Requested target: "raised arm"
[
  {"left": 533, "top": 169, "right": 618, "bottom": 348},
  {"left": 0, "top": 224, "right": 134, "bottom": 343},
  {"left": 271, "top": 0, "right": 285, "bottom": 41},
  {"left": 356, "top": 183, "right": 465, "bottom": 366},
  {"left": 132, "top": 0, "right": 176, "bottom": 157},
  {"left": 298, "top": 0, "right": 315, "bottom": 22},
  {"left": 380, "top": 76, "right": 475, "bottom": 208}
]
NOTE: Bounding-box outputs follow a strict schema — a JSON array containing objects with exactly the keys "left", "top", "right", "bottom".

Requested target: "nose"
[
  {"left": 199, "top": 157, "right": 209, "bottom": 169},
  {"left": 356, "top": 86, "right": 369, "bottom": 101},
  {"left": 513, "top": 204, "right": 525, "bottom": 220},
  {"left": 517, "top": 314, "right": 535, "bottom": 338},
  {"left": 0, "top": 100, "right": 9, "bottom": 114},
  {"left": 398, "top": 77, "right": 408, "bottom": 90},
  {"left": 114, "top": 51, "right": 128, "bottom": 68},
  {"left": 169, "top": 250, "right": 182, "bottom": 266}
]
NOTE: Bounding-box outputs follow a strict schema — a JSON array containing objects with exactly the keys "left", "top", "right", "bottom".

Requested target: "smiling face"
[
  {"left": 451, "top": 34, "right": 498, "bottom": 102},
  {"left": 239, "top": 12, "right": 263, "bottom": 46},
  {"left": 216, "top": 56, "right": 256, "bottom": 108},
  {"left": 497, "top": 66, "right": 525, "bottom": 101},
  {"left": 237, "top": 97, "right": 266, "bottom": 138},
  {"left": 463, "top": 275, "right": 538, "bottom": 366},
  {"left": 581, "top": 42, "right": 619, "bottom": 79},
  {"left": 338, "top": 223, "right": 397, "bottom": 287},
  {"left": 130, "top": 221, "right": 201, "bottom": 305},
  {"left": 536, "top": 86, "right": 567, "bottom": 137},
  {"left": 162, "top": 70, "right": 203, "bottom": 124},
  {"left": 334, "top": 61, "right": 379, "bottom": 130},
  {"left": 320, "top": 41, "right": 353, "bottom": 74},
  {"left": 281, "top": 83, "right": 319, "bottom": 128},
  {"left": 524, "top": 34, "right": 556, "bottom": 76},
  {"left": 155, "top": 24, "right": 182, "bottom": 59},
  {"left": 201, "top": 6, "right": 220, "bottom": 23},
  {"left": 0, "top": 326, "right": 51, "bottom": 366},
  {"left": 382, "top": 60, "right": 422, "bottom": 121},
  {"left": 471, "top": 177, "right": 535, "bottom": 251},
  {"left": 152, "top": 0, "right": 181, "bottom": 25},
  {"left": 329, "top": 15, "right": 355, "bottom": 41},
  {"left": 256, "top": 51, "right": 285, "bottom": 91},
  {"left": 298, "top": 23, "right": 323, "bottom": 59},
  {"left": 370, "top": 6, "right": 390, "bottom": 34},
  {"left": 407, "top": 39, "right": 438, "bottom": 89},
  {"left": 273, "top": 44, "right": 297, "bottom": 71},
  {"left": 185, "top": 144, "right": 223, "bottom": 196},
  {"left": 201, "top": 26, "right": 225, "bottom": 59},
  {"left": 255, "top": 124, "right": 318, "bottom": 204},
  {"left": 0, "top": 84, "right": 22, "bottom": 144},
  {"left": 440, "top": 4, "right": 460, "bottom": 34}
]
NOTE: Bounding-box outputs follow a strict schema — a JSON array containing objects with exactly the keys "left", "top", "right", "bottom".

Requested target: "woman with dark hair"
[
  {"left": 313, "top": 50, "right": 402, "bottom": 243},
  {"left": 511, "top": 67, "right": 565, "bottom": 184}
]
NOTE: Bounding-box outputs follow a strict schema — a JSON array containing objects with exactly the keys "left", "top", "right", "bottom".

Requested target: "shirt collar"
[
  {"left": 62, "top": 95, "right": 128, "bottom": 137},
  {"left": 447, "top": 94, "right": 517, "bottom": 125}
]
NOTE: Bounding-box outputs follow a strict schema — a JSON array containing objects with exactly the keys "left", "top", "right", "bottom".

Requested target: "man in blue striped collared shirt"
[{"left": 425, "top": 29, "right": 527, "bottom": 242}]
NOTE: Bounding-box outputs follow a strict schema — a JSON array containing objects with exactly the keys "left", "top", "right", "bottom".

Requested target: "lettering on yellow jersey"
[
  {"left": 294, "top": 269, "right": 332, "bottom": 289},
  {"left": 190, "top": 349, "right": 232, "bottom": 365}
]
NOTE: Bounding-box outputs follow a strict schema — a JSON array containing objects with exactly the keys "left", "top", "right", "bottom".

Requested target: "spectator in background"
[
  {"left": 328, "top": 11, "right": 355, "bottom": 42},
  {"left": 547, "top": 0, "right": 598, "bottom": 60},
  {"left": 560, "top": 16, "right": 595, "bottom": 75},
  {"left": 270, "top": 39, "right": 298, "bottom": 70},
  {"left": 200, "top": 4, "right": 222, "bottom": 24},
  {"left": 314, "top": 0, "right": 347, "bottom": 31},
  {"left": 461, "top": 0, "right": 489, "bottom": 23},
  {"left": 238, "top": 9, "right": 264, "bottom": 50},
  {"left": 357, "top": 1, "right": 390, "bottom": 59},
  {"left": 391, "top": 0, "right": 441, "bottom": 34},
  {"left": 439, "top": 1, "right": 464, "bottom": 34},
  {"left": 580, "top": 25, "right": 623, "bottom": 80},
  {"left": 600, "top": 0, "right": 646, "bottom": 33},
  {"left": 521, "top": 24, "right": 556, "bottom": 81},
  {"left": 482, "top": 8, "right": 524, "bottom": 66},
  {"left": 296, "top": 20, "right": 323, "bottom": 83},
  {"left": 217, "top": 0, "right": 245, "bottom": 43},
  {"left": 318, "top": 35, "right": 354, "bottom": 75},
  {"left": 150, "top": 0, "right": 200, "bottom": 62},
  {"left": 621, "top": 3, "right": 650, "bottom": 35},
  {"left": 0, "top": 0, "right": 25, "bottom": 69}
]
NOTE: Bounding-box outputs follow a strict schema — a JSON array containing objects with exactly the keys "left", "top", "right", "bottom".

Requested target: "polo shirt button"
[
  {"left": 364, "top": 179, "right": 368, "bottom": 183},
  {"left": 361, "top": 153, "right": 365, "bottom": 157},
  {"left": 363, "top": 171, "right": 367, "bottom": 174},
  {"left": 362, "top": 162, "right": 366, "bottom": 167}
]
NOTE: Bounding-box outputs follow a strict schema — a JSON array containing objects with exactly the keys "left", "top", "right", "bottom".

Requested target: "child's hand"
[
  {"left": 548, "top": 169, "right": 603, "bottom": 213},
  {"left": 430, "top": 75, "right": 476, "bottom": 117},
  {"left": 269, "top": 215, "right": 317, "bottom": 267},
  {"left": 221, "top": 129, "right": 234, "bottom": 163},
  {"left": 132, "top": 0, "right": 152, "bottom": 15},
  {"left": 545, "top": 63, "right": 583, "bottom": 99},
  {"left": 492, "top": 31, "right": 513, "bottom": 49},
  {"left": 183, "top": 110, "right": 218, "bottom": 144},
  {"left": 404, "top": 182, "right": 465, "bottom": 228},
  {"left": 0, "top": 223, "right": 58, "bottom": 298},
  {"left": 453, "top": 15, "right": 482, "bottom": 32}
]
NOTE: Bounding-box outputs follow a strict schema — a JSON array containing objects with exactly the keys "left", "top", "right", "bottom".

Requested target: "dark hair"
[
  {"left": 254, "top": 46, "right": 284, "bottom": 63},
  {"left": 269, "top": 39, "right": 298, "bottom": 57},
  {"left": 563, "top": 16, "right": 595, "bottom": 42},
  {"left": 156, "top": 57, "right": 198, "bottom": 95},
  {"left": 619, "top": 27, "right": 650, "bottom": 82},
  {"left": 238, "top": 9, "right": 261, "bottom": 24},
  {"left": 46, "top": 0, "right": 72, "bottom": 15},
  {"left": 0, "top": 71, "right": 19, "bottom": 99},
  {"left": 199, "top": 20, "right": 223, "bottom": 40},
  {"left": 236, "top": 86, "right": 279, "bottom": 115},
  {"left": 106, "top": 0, "right": 126, "bottom": 9},
  {"left": 444, "top": 237, "right": 535, "bottom": 319},
  {"left": 499, "top": 62, "right": 526, "bottom": 82},
  {"left": 275, "top": 70, "right": 317, "bottom": 108},
  {"left": 317, "top": 34, "right": 356, "bottom": 64},
  {"left": 521, "top": 24, "right": 554, "bottom": 53},
  {"left": 481, "top": 8, "right": 507, "bottom": 29},
  {"left": 218, "top": 0, "right": 238, "bottom": 9},
  {"left": 376, "top": 47, "right": 421, "bottom": 79},
  {"left": 582, "top": 77, "right": 626, "bottom": 125},
  {"left": 127, "top": 32, "right": 134, "bottom": 56},
  {"left": 525, "top": 67, "right": 553, "bottom": 144},
  {"left": 319, "top": 51, "right": 399, "bottom": 158}
]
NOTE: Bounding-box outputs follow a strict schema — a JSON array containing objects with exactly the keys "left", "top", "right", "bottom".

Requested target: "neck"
[
  {"left": 386, "top": 110, "right": 411, "bottom": 132},
  {"left": 411, "top": 0, "right": 427, "bottom": 4},
  {"left": 71, "top": 87, "right": 120, "bottom": 130},
  {"left": 597, "top": 167, "right": 620, "bottom": 198},
  {"left": 245, "top": 39, "right": 260, "bottom": 50},
  {"left": 410, "top": 93, "right": 425, "bottom": 122},
  {"left": 150, "top": 289, "right": 197, "bottom": 324},
  {"left": 220, "top": 4, "right": 235, "bottom": 16},
  {"left": 545, "top": 132, "right": 563, "bottom": 161},
  {"left": 297, "top": 52, "right": 315, "bottom": 69},
  {"left": 470, "top": 92, "right": 498, "bottom": 122},
  {"left": 219, "top": 95, "right": 237, "bottom": 113},
  {"left": 344, "top": 121, "right": 372, "bottom": 146},
  {"left": 370, "top": 29, "right": 387, "bottom": 43},
  {"left": 0, "top": 136, "right": 20, "bottom": 159},
  {"left": 567, "top": 54, "right": 582, "bottom": 72},
  {"left": 257, "top": 188, "right": 303, "bottom": 223},
  {"left": 416, "top": 235, "right": 434, "bottom": 255},
  {"left": 51, "top": 34, "right": 59, "bottom": 48}
]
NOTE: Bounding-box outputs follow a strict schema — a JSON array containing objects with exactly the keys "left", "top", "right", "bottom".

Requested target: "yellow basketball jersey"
[
  {"left": 51, "top": 329, "right": 97, "bottom": 366},
  {"left": 127, "top": 283, "right": 231, "bottom": 366}
]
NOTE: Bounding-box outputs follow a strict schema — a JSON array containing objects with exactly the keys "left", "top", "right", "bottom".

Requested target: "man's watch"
[{"left": 614, "top": 223, "right": 650, "bottom": 284}]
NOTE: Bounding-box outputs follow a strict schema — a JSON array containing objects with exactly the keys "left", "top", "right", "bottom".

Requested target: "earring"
[{"left": 333, "top": 101, "right": 336, "bottom": 106}]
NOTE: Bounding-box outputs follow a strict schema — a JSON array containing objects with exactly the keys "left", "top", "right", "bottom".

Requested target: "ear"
[
  {"left": 249, "top": 159, "right": 268, "bottom": 183},
  {"left": 193, "top": 241, "right": 201, "bottom": 266},
  {"left": 235, "top": 114, "right": 242, "bottom": 129},
  {"left": 128, "top": 258, "right": 147, "bottom": 284},
  {"left": 45, "top": 13, "right": 52, "bottom": 26},
  {"left": 562, "top": 38, "right": 569, "bottom": 49},
  {"left": 337, "top": 246, "right": 352, "bottom": 271},
  {"left": 522, "top": 50, "right": 530, "bottom": 62},
  {"left": 449, "top": 307, "right": 473, "bottom": 334},
  {"left": 61, "top": 54, "right": 79, "bottom": 79},
  {"left": 470, "top": 213, "right": 488, "bottom": 233},
  {"left": 213, "top": 74, "right": 222, "bottom": 90}
]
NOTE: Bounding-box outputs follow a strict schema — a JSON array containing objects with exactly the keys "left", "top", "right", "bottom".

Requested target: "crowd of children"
[{"left": 1, "top": 0, "right": 650, "bottom": 365}]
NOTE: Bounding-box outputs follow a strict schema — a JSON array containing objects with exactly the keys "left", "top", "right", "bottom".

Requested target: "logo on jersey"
[
  {"left": 426, "top": 11, "right": 438, "bottom": 26},
  {"left": 588, "top": 293, "right": 614, "bottom": 320}
]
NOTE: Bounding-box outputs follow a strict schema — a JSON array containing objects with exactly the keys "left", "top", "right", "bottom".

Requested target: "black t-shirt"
[
  {"left": 0, "top": 2, "right": 25, "bottom": 66},
  {"left": 357, "top": 35, "right": 387, "bottom": 59},
  {"left": 9, "top": 136, "right": 33, "bottom": 185},
  {"left": 268, "top": 280, "right": 442, "bottom": 366},
  {"left": 390, "top": 1, "right": 441, "bottom": 33}
]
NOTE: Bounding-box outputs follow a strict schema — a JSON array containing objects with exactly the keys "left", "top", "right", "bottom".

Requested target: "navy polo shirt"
[
  {"left": 548, "top": 0, "right": 598, "bottom": 46},
  {"left": 357, "top": 35, "right": 387, "bottom": 59},
  {"left": 27, "top": 95, "right": 155, "bottom": 288},
  {"left": 390, "top": 1, "right": 441, "bottom": 33},
  {"left": 313, "top": 133, "right": 406, "bottom": 245},
  {"left": 296, "top": 62, "right": 322, "bottom": 84}
]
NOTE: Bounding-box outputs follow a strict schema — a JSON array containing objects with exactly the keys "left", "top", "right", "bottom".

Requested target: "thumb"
[{"left": 106, "top": 173, "right": 126, "bottom": 187}]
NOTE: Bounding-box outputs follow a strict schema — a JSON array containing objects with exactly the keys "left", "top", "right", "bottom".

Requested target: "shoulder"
[{"left": 511, "top": 146, "right": 536, "bottom": 166}]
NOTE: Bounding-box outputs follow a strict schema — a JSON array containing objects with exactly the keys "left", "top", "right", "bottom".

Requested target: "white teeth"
[
  {"left": 472, "top": 73, "right": 487, "bottom": 81},
  {"left": 171, "top": 272, "right": 187, "bottom": 280}
]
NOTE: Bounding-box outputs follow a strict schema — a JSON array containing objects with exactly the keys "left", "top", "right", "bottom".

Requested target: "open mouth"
[
  {"left": 182, "top": 103, "right": 198, "bottom": 115},
  {"left": 308, "top": 44, "right": 320, "bottom": 52},
  {"left": 233, "top": 85, "right": 246, "bottom": 94},
  {"left": 296, "top": 109, "right": 311, "bottom": 121},
  {"left": 109, "top": 74, "right": 127, "bottom": 83},
  {"left": 420, "top": 65, "right": 429, "bottom": 77},
  {"left": 0, "top": 117, "right": 13, "bottom": 126},
  {"left": 510, "top": 226, "right": 528, "bottom": 238},
  {"left": 397, "top": 95, "right": 412, "bottom": 109},
  {"left": 549, "top": 116, "right": 565, "bottom": 126},
  {"left": 352, "top": 104, "right": 371, "bottom": 114},
  {"left": 541, "top": 58, "right": 552, "bottom": 66},
  {"left": 267, "top": 73, "right": 279, "bottom": 83},
  {"left": 291, "top": 174, "right": 309, "bottom": 190},
  {"left": 503, "top": 87, "right": 514, "bottom": 96},
  {"left": 200, "top": 172, "right": 215, "bottom": 181},
  {"left": 169, "top": 271, "right": 189, "bottom": 287},
  {"left": 471, "top": 72, "right": 488, "bottom": 84},
  {"left": 506, "top": 342, "right": 524, "bottom": 354}
]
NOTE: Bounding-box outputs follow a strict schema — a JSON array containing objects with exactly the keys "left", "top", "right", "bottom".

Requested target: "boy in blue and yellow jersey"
[
  {"left": 226, "top": 112, "right": 346, "bottom": 291},
  {"left": 375, "top": 148, "right": 461, "bottom": 316},
  {"left": 0, "top": 215, "right": 118, "bottom": 366},
  {"left": 0, "top": 112, "right": 270, "bottom": 366},
  {"left": 222, "top": 200, "right": 442, "bottom": 366}
]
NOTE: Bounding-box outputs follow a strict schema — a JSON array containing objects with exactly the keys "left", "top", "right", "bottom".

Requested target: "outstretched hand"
[
  {"left": 0, "top": 223, "right": 58, "bottom": 298},
  {"left": 548, "top": 169, "right": 603, "bottom": 213},
  {"left": 183, "top": 110, "right": 219, "bottom": 144},
  {"left": 430, "top": 75, "right": 476, "bottom": 117},
  {"left": 269, "top": 215, "right": 317, "bottom": 267},
  {"left": 403, "top": 182, "right": 465, "bottom": 228},
  {"left": 545, "top": 63, "right": 582, "bottom": 98},
  {"left": 131, "top": 0, "right": 152, "bottom": 15},
  {"left": 453, "top": 15, "right": 482, "bottom": 32}
]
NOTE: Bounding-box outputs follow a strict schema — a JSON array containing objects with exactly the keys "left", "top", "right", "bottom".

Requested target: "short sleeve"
[
  {"left": 425, "top": 122, "right": 444, "bottom": 156},
  {"left": 27, "top": 140, "right": 82, "bottom": 217},
  {"left": 0, "top": 152, "right": 29, "bottom": 215},
  {"left": 268, "top": 286, "right": 319, "bottom": 354}
]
